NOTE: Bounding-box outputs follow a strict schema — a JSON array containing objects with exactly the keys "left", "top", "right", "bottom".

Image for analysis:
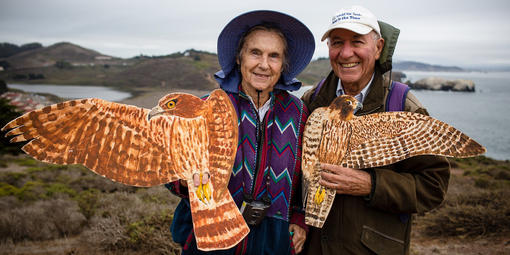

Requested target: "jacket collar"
[
  {"left": 357, "top": 66, "right": 388, "bottom": 115},
  {"left": 311, "top": 66, "right": 388, "bottom": 115}
]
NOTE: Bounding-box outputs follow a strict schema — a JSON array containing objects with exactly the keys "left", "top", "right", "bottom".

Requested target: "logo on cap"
[{"left": 332, "top": 12, "right": 362, "bottom": 24}]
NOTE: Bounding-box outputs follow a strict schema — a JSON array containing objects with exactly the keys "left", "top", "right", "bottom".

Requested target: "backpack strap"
[
  {"left": 385, "top": 81, "right": 410, "bottom": 112},
  {"left": 311, "top": 78, "right": 326, "bottom": 101}
]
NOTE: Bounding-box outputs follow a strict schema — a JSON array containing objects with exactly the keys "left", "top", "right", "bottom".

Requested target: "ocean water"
[
  {"left": 7, "top": 84, "right": 131, "bottom": 102},
  {"left": 292, "top": 71, "right": 510, "bottom": 160}
]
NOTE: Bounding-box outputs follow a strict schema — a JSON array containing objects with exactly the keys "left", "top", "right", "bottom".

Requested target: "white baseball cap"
[{"left": 321, "top": 5, "right": 381, "bottom": 41}]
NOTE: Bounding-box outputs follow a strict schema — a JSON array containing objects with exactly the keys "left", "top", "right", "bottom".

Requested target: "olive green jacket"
[{"left": 301, "top": 22, "right": 450, "bottom": 255}]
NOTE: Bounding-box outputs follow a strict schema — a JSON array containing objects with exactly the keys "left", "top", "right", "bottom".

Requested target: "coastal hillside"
[
  {"left": 0, "top": 42, "right": 468, "bottom": 93},
  {"left": 394, "top": 61, "right": 464, "bottom": 72},
  {"left": 0, "top": 42, "right": 220, "bottom": 92},
  {"left": 2, "top": 42, "right": 107, "bottom": 69}
]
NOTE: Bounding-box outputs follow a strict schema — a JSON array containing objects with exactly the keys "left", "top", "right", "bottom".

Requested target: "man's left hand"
[
  {"left": 319, "top": 163, "right": 372, "bottom": 196},
  {"left": 289, "top": 224, "right": 306, "bottom": 253}
]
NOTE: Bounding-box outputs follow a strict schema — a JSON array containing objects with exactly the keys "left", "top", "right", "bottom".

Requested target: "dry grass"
[
  {"left": 1, "top": 154, "right": 509, "bottom": 255},
  {"left": 0, "top": 155, "right": 181, "bottom": 254},
  {"left": 0, "top": 198, "right": 86, "bottom": 242},
  {"left": 411, "top": 157, "right": 510, "bottom": 254},
  {"left": 80, "top": 189, "right": 181, "bottom": 255},
  {"left": 414, "top": 157, "right": 510, "bottom": 238}
]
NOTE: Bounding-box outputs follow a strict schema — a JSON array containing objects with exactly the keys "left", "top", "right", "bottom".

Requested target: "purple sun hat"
[{"left": 214, "top": 10, "right": 315, "bottom": 92}]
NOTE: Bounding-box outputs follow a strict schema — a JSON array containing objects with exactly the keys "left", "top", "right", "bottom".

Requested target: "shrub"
[
  {"left": 416, "top": 190, "right": 510, "bottom": 237},
  {"left": 46, "top": 183, "right": 78, "bottom": 198},
  {"left": 16, "top": 181, "right": 47, "bottom": 201},
  {"left": 69, "top": 174, "right": 137, "bottom": 193},
  {"left": 80, "top": 189, "right": 180, "bottom": 254},
  {"left": 0, "top": 172, "right": 28, "bottom": 186},
  {"left": 74, "top": 189, "right": 100, "bottom": 219},
  {"left": 0, "top": 182, "right": 19, "bottom": 197},
  {"left": 13, "top": 157, "right": 39, "bottom": 167},
  {"left": 474, "top": 176, "right": 491, "bottom": 189},
  {"left": 0, "top": 198, "right": 86, "bottom": 242}
]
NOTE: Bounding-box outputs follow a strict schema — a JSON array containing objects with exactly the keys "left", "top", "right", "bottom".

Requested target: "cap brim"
[{"left": 321, "top": 23, "right": 373, "bottom": 41}]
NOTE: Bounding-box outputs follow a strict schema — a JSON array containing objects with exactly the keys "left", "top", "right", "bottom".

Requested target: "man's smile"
[{"left": 341, "top": 62, "right": 359, "bottom": 68}]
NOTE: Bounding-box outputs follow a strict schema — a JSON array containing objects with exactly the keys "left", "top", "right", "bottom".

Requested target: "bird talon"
[
  {"left": 195, "top": 172, "right": 212, "bottom": 204},
  {"left": 314, "top": 186, "right": 325, "bottom": 205}
]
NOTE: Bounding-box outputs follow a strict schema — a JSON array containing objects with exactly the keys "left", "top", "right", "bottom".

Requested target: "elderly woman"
[{"left": 167, "top": 10, "right": 315, "bottom": 254}]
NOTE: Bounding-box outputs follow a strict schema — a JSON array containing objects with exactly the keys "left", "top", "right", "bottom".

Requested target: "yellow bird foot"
[
  {"left": 194, "top": 172, "right": 211, "bottom": 204},
  {"left": 196, "top": 183, "right": 205, "bottom": 203},
  {"left": 202, "top": 181, "right": 211, "bottom": 202},
  {"left": 314, "top": 186, "right": 326, "bottom": 205}
]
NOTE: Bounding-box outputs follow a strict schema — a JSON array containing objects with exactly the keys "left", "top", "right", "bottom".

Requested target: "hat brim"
[
  {"left": 321, "top": 23, "right": 374, "bottom": 41},
  {"left": 217, "top": 10, "right": 315, "bottom": 87}
]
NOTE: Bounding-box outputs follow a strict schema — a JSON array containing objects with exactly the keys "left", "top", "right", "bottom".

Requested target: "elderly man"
[{"left": 301, "top": 6, "right": 450, "bottom": 255}]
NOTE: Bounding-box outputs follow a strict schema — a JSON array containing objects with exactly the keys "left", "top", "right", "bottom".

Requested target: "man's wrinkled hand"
[{"left": 319, "top": 163, "right": 371, "bottom": 196}]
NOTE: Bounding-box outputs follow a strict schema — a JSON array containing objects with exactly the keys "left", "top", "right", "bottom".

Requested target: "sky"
[{"left": 1, "top": 0, "right": 510, "bottom": 69}]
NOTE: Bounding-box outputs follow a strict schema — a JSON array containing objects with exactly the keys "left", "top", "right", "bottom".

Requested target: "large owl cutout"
[
  {"left": 302, "top": 95, "right": 486, "bottom": 228},
  {"left": 2, "top": 89, "right": 249, "bottom": 251}
]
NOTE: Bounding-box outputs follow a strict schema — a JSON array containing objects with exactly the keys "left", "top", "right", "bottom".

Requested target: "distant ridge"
[
  {"left": 0, "top": 42, "right": 43, "bottom": 58},
  {"left": 0, "top": 42, "right": 219, "bottom": 91},
  {"left": 1, "top": 42, "right": 112, "bottom": 69},
  {"left": 393, "top": 61, "right": 464, "bottom": 72},
  {"left": 0, "top": 41, "right": 468, "bottom": 91}
]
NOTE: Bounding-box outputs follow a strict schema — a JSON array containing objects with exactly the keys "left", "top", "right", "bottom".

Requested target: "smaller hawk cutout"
[
  {"left": 2, "top": 89, "right": 249, "bottom": 251},
  {"left": 302, "top": 95, "right": 486, "bottom": 228}
]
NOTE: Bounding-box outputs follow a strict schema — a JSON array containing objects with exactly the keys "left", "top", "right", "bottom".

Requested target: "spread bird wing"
[
  {"left": 302, "top": 108, "right": 486, "bottom": 228},
  {"left": 2, "top": 98, "right": 186, "bottom": 186},
  {"left": 3, "top": 89, "right": 249, "bottom": 251},
  {"left": 302, "top": 107, "right": 338, "bottom": 228},
  {"left": 341, "top": 111, "right": 486, "bottom": 169},
  {"left": 188, "top": 89, "right": 249, "bottom": 251}
]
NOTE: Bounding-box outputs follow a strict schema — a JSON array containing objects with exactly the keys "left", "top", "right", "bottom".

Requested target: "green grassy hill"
[{"left": 0, "top": 43, "right": 220, "bottom": 93}]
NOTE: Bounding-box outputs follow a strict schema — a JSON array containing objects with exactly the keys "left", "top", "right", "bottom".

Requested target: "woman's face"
[{"left": 238, "top": 29, "right": 285, "bottom": 96}]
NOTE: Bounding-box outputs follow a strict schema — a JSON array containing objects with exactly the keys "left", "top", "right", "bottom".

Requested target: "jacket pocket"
[{"left": 361, "top": 225, "right": 405, "bottom": 255}]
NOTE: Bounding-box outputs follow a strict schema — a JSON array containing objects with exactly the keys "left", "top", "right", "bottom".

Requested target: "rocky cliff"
[{"left": 409, "top": 77, "right": 475, "bottom": 92}]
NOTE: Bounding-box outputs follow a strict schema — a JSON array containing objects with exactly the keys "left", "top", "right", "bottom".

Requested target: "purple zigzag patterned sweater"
[{"left": 227, "top": 88, "right": 308, "bottom": 222}]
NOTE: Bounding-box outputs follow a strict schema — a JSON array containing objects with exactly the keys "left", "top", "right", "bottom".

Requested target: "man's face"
[
  {"left": 328, "top": 28, "right": 384, "bottom": 92},
  {"left": 238, "top": 29, "right": 285, "bottom": 96}
]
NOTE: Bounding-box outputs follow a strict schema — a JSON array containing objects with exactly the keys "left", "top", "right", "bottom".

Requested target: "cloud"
[{"left": 1, "top": 0, "right": 510, "bottom": 67}]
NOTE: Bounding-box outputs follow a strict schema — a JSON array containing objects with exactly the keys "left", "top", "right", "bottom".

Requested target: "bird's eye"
[
  {"left": 166, "top": 100, "right": 177, "bottom": 109},
  {"left": 347, "top": 101, "right": 352, "bottom": 105}
]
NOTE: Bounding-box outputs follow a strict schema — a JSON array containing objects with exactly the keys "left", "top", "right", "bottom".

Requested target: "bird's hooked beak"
[
  {"left": 354, "top": 101, "right": 363, "bottom": 114},
  {"left": 148, "top": 105, "right": 164, "bottom": 121}
]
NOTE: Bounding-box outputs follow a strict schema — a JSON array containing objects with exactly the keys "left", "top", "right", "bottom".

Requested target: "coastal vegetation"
[
  {"left": 0, "top": 152, "right": 508, "bottom": 254},
  {"left": 0, "top": 155, "right": 181, "bottom": 254}
]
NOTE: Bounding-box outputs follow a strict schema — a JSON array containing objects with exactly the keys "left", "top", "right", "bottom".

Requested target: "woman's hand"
[{"left": 289, "top": 224, "right": 306, "bottom": 253}]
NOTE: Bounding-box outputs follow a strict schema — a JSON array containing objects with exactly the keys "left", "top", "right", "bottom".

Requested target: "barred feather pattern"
[
  {"left": 302, "top": 95, "right": 486, "bottom": 228},
  {"left": 187, "top": 89, "right": 249, "bottom": 251},
  {"left": 2, "top": 89, "right": 248, "bottom": 251},
  {"left": 342, "top": 111, "right": 487, "bottom": 169}
]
